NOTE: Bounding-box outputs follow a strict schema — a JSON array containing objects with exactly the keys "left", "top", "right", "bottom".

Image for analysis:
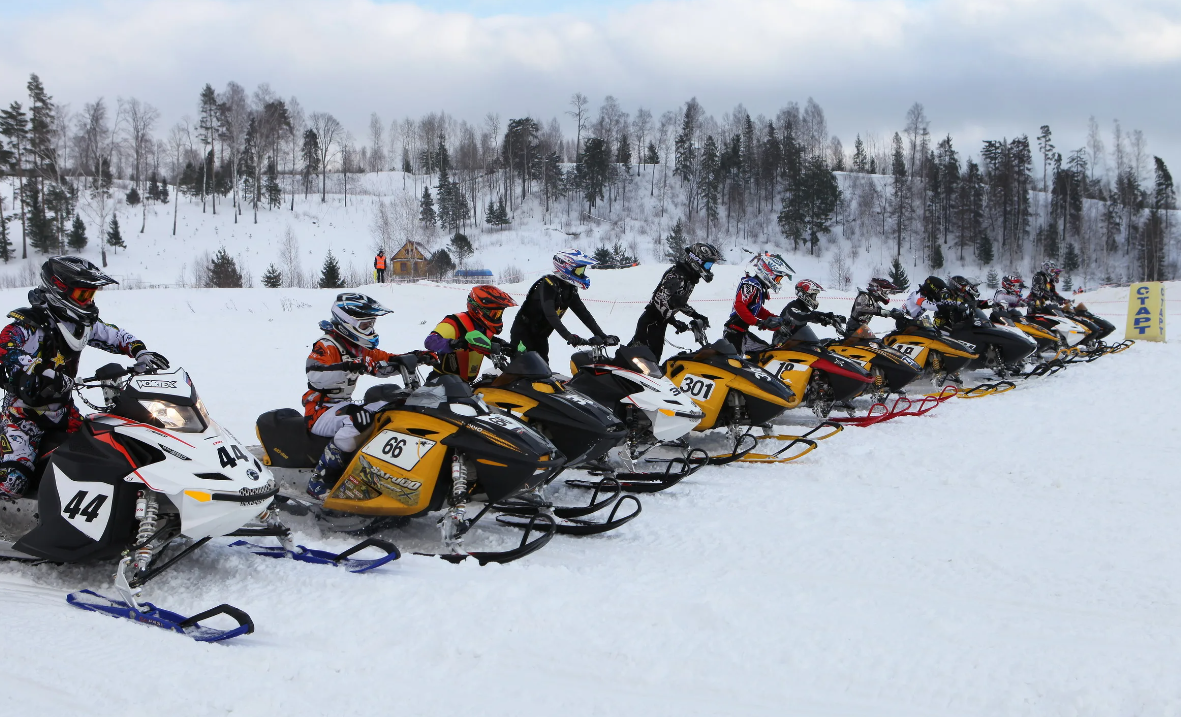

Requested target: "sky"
[{"left": 0, "top": 0, "right": 1179, "bottom": 173}]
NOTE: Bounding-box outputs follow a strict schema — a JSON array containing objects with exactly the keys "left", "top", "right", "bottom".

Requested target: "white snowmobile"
[{"left": 0, "top": 363, "right": 397, "bottom": 642}]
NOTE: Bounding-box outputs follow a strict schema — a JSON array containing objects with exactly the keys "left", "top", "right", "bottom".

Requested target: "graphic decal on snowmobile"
[
  {"left": 55, "top": 465, "right": 115, "bottom": 541},
  {"left": 356, "top": 455, "right": 422, "bottom": 505}
]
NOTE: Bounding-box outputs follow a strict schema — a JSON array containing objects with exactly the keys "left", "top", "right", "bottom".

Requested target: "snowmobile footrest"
[
  {"left": 66, "top": 589, "right": 254, "bottom": 642},
  {"left": 418, "top": 514, "right": 556, "bottom": 565}
]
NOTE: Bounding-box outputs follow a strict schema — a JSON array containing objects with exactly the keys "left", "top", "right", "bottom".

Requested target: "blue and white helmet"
[
  {"left": 552, "top": 249, "right": 597, "bottom": 290},
  {"left": 324, "top": 292, "right": 391, "bottom": 349}
]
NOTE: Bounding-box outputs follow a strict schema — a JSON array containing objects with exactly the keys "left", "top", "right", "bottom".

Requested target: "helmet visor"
[
  {"left": 70, "top": 287, "right": 97, "bottom": 306},
  {"left": 702, "top": 261, "right": 714, "bottom": 271},
  {"left": 486, "top": 309, "right": 504, "bottom": 321},
  {"left": 355, "top": 318, "right": 376, "bottom": 333},
  {"left": 573, "top": 266, "right": 586, "bottom": 276}
]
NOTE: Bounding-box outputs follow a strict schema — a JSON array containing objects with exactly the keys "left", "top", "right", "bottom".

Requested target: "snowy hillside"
[{"left": 1, "top": 276, "right": 1177, "bottom": 716}]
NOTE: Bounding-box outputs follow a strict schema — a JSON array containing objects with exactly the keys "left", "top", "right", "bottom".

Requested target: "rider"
[
  {"left": 630, "top": 242, "right": 720, "bottom": 361},
  {"left": 901, "top": 276, "right": 950, "bottom": 326},
  {"left": 844, "top": 278, "right": 906, "bottom": 335},
  {"left": 304, "top": 292, "right": 411, "bottom": 500},
  {"left": 1027, "top": 261, "right": 1066, "bottom": 313},
  {"left": 722, "top": 251, "right": 793, "bottom": 354},
  {"left": 0, "top": 257, "right": 169, "bottom": 500},
  {"left": 508, "top": 249, "right": 618, "bottom": 364},
  {"left": 938, "top": 275, "right": 980, "bottom": 329},
  {"left": 773, "top": 279, "right": 845, "bottom": 343},
  {"left": 424, "top": 285, "right": 517, "bottom": 383},
  {"left": 990, "top": 274, "right": 1027, "bottom": 322}
]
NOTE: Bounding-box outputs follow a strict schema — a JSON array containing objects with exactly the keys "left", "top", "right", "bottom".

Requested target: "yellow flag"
[{"left": 1126, "top": 282, "right": 1166, "bottom": 342}]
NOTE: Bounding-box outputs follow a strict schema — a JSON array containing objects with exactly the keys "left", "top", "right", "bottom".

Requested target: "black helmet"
[
  {"left": 866, "top": 277, "right": 900, "bottom": 305},
  {"left": 37, "top": 256, "right": 117, "bottom": 327},
  {"left": 919, "top": 276, "right": 948, "bottom": 301},
  {"left": 684, "top": 242, "right": 721, "bottom": 283},
  {"left": 948, "top": 275, "right": 980, "bottom": 302}
]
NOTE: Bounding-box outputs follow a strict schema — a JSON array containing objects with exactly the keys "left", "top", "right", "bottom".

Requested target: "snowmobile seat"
[
  {"left": 363, "top": 383, "right": 412, "bottom": 409},
  {"left": 570, "top": 350, "right": 596, "bottom": 371},
  {"left": 256, "top": 408, "right": 329, "bottom": 469}
]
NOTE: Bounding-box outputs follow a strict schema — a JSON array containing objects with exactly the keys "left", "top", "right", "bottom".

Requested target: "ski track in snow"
[{"left": 0, "top": 279, "right": 1177, "bottom": 717}]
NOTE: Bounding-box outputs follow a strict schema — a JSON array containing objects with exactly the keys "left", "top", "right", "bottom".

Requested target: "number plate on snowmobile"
[
  {"left": 894, "top": 343, "right": 924, "bottom": 358},
  {"left": 679, "top": 375, "right": 716, "bottom": 401},
  {"left": 360, "top": 430, "right": 437, "bottom": 472}
]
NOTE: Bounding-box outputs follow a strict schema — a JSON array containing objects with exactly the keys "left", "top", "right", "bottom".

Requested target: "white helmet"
[{"left": 750, "top": 251, "right": 794, "bottom": 293}]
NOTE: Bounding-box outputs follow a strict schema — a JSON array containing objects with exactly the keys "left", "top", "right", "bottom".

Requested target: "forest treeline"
[{"left": 0, "top": 74, "right": 1175, "bottom": 285}]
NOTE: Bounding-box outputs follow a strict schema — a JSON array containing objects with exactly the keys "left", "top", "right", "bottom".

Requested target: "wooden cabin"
[{"left": 389, "top": 241, "right": 430, "bottom": 278}]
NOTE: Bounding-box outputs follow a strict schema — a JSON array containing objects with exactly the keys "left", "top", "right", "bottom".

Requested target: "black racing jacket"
[
  {"left": 510, "top": 274, "right": 605, "bottom": 342},
  {"left": 645, "top": 262, "right": 704, "bottom": 322}
]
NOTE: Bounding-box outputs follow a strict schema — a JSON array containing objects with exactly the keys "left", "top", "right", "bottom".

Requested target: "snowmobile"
[
  {"left": 467, "top": 344, "right": 640, "bottom": 536},
  {"left": 881, "top": 317, "right": 979, "bottom": 387},
  {"left": 1024, "top": 307, "right": 1092, "bottom": 353},
  {"left": 0, "top": 363, "right": 397, "bottom": 643},
  {"left": 563, "top": 341, "right": 707, "bottom": 493},
  {"left": 744, "top": 323, "right": 875, "bottom": 419},
  {"left": 948, "top": 306, "right": 1038, "bottom": 378},
  {"left": 827, "top": 324, "right": 923, "bottom": 401},
  {"left": 662, "top": 320, "right": 803, "bottom": 464},
  {"left": 256, "top": 359, "right": 565, "bottom": 565}
]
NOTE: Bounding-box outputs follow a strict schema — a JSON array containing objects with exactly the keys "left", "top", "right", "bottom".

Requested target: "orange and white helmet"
[{"left": 467, "top": 284, "right": 517, "bottom": 333}]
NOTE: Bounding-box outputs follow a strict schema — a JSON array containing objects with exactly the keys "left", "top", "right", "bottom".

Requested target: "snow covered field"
[{"left": 0, "top": 276, "right": 1176, "bottom": 717}]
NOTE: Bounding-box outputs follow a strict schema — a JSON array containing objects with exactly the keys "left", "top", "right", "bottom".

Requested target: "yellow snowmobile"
[
  {"left": 256, "top": 366, "right": 565, "bottom": 565},
  {"left": 881, "top": 316, "right": 979, "bottom": 387}
]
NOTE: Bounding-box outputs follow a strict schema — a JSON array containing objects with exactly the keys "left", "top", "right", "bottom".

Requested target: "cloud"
[{"left": 1, "top": 0, "right": 1178, "bottom": 164}]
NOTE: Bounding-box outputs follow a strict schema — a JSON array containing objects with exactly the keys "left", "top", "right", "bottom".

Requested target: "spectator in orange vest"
[{"left": 374, "top": 249, "right": 387, "bottom": 283}]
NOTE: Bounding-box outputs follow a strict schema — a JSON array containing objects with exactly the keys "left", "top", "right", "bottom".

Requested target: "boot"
[
  {"left": 306, "top": 443, "right": 346, "bottom": 501},
  {"left": 0, "top": 465, "right": 29, "bottom": 502}
]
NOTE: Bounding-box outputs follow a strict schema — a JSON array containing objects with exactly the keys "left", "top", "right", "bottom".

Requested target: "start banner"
[{"left": 1126, "top": 282, "right": 1166, "bottom": 342}]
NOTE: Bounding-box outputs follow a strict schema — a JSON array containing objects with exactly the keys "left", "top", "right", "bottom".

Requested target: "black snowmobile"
[{"left": 949, "top": 306, "right": 1038, "bottom": 377}]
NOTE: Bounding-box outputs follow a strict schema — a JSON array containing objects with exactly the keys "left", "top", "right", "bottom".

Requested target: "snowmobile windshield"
[
  {"left": 138, "top": 398, "right": 209, "bottom": 433},
  {"left": 614, "top": 345, "right": 662, "bottom": 377},
  {"left": 503, "top": 351, "right": 552, "bottom": 379},
  {"left": 844, "top": 325, "right": 876, "bottom": 341},
  {"left": 629, "top": 356, "right": 662, "bottom": 377}
]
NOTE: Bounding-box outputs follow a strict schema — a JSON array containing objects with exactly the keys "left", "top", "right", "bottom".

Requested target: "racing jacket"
[
  {"left": 846, "top": 290, "right": 891, "bottom": 332},
  {"left": 1027, "top": 271, "right": 1065, "bottom": 311},
  {"left": 776, "top": 298, "right": 838, "bottom": 341},
  {"left": 510, "top": 275, "right": 605, "bottom": 342},
  {"left": 302, "top": 329, "right": 395, "bottom": 426},
  {"left": 903, "top": 290, "right": 941, "bottom": 319},
  {"left": 724, "top": 276, "right": 774, "bottom": 333},
  {"left": 646, "top": 262, "right": 705, "bottom": 322},
  {"left": 0, "top": 304, "right": 146, "bottom": 415},
  {"left": 424, "top": 311, "right": 497, "bottom": 382}
]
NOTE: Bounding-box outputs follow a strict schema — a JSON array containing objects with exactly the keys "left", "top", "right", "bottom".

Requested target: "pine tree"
[
  {"left": 699, "top": 135, "right": 720, "bottom": 237},
  {"left": 592, "top": 246, "right": 614, "bottom": 267},
  {"left": 106, "top": 214, "right": 125, "bottom": 252},
  {"left": 616, "top": 133, "right": 632, "bottom": 174},
  {"left": 125, "top": 186, "right": 141, "bottom": 206},
  {"left": 644, "top": 142, "right": 659, "bottom": 166},
  {"left": 449, "top": 233, "right": 473, "bottom": 266},
  {"left": 67, "top": 214, "right": 87, "bottom": 251},
  {"left": 986, "top": 268, "right": 999, "bottom": 289},
  {"left": 664, "top": 220, "right": 686, "bottom": 262},
  {"left": 262, "top": 263, "right": 283, "bottom": 288},
  {"left": 419, "top": 186, "right": 437, "bottom": 227},
  {"left": 610, "top": 241, "right": 637, "bottom": 267},
  {"left": 1063, "top": 242, "right": 1080, "bottom": 273},
  {"left": 428, "top": 248, "right": 454, "bottom": 279},
  {"left": 485, "top": 196, "right": 510, "bottom": 228},
  {"left": 264, "top": 158, "right": 282, "bottom": 209},
  {"left": 888, "top": 255, "right": 910, "bottom": 291},
  {"left": 930, "top": 242, "right": 944, "bottom": 270},
  {"left": 1062, "top": 274, "right": 1073, "bottom": 292},
  {"left": 319, "top": 250, "right": 345, "bottom": 288},
  {"left": 0, "top": 203, "right": 11, "bottom": 263},
  {"left": 852, "top": 135, "right": 868, "bottom": 173},
  {"left": 147, "top": 173, "right": 160, "bottom": 202},
  {"left": 977, "top": 232, "right": 994, "bottom": 265},
  {"left": 207, "top": 247, "right": 243, "bottom": 288},
  {"left": 158, "top": 175, "right": 169, "bottom": 204}
]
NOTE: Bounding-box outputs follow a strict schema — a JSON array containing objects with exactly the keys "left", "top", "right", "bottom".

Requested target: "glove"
[
  {"left": 373, "top": 360, "right": 399, "bottom": 378},
  {"left": 134, "top": 350, "right": 170, "bottom": 373},
  {"left": 828, "top": 313, "right": 844, "bottom": 328},
  {"left": 567, "top": 334, "right": 587, "bottom": 347},
  {"left": 341, "top": 405, "right": 374, "bottom": 432},
  {"left": 18, "top": 369, "right": 67, "bottom": 405},
  {"left": 669, "top": 319, "right": 689, "bottom": 333},
  {"left": 693, "top": 315, "right": 711, "bottom": 330},
  {"left": 586, "top": 335, "right": 606, "bottom": 346},
  {"left": 889, "top": 309, "right": 907, "bottom": 320},
  {"left": 603, "top": 335, "right": 620, "bottom": 346},
  {"left": 757, "top": 317, "right": 783, "bottom": 330},
  {"left": 448, "top": 337, "right": 469, "bottom": 351}
]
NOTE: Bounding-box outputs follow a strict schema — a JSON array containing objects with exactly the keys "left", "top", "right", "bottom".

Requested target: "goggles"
[
  {"left": 702, "top": 261, "right": 714, "bottom": 271},
  {"left": 485, "top": 309, "right": 504, "bottom": 321},
  {"left": 355, "top": 318, "right": 375, "bottom": 332},
  {"left": 69, "top": 286, "right": 97, "bottom": 305},
  {"left": 573, "top": 266, "right": 587, "bottom": 276}
]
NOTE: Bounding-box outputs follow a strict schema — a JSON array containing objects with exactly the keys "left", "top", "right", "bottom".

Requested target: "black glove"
[
  {"left": 693, "top": 315, "right": 711, "bottom": 330},
  {"left": 827, "top": 313, "right": 843, "bottom": 328},
  {"left": 448, "top": 337, "right": 469, "bottom": 351},
  {"left": 758, "top": 317, "right": 783, "bottom": 330},
  {"left": 603, "top": 335, "right": 620, "bottom": 346},
  {"left": 586, "top": 335, "right": 606, "bottom": 346},
  {"left": 341, "top": 405, "right": 374, "bottom": 432},
  {"left": 18, "top": 370, "right": 67, "bottom": 405},
  {"left": 669, "top": 319, "right": 689, "bottom": 333},
  {"left": 889, "top": 309, "right": 907, "bottom": 320},
  {"left": 133, "top": 350, "right": 170, "bottom": 374},
  {"left": 567, "top": 334, "right": 587, "bottom": 347},
  {"left": 373, "top": 360, "right": 399, "bottom": 378}
]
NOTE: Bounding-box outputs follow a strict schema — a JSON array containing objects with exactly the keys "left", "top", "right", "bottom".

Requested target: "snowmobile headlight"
[
  {"left": 139, "top": 400, "right": 207, "bottom": 433},
  {"left": 630, "top": 356, "right": 661, "bottom": 376}
]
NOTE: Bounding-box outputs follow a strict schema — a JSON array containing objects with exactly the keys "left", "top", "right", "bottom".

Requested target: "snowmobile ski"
[
  {"left": 66, "top": 589, "right": 254, "bottom": 643},
  {"left": 567, "top": 448, "right": 709, "bottom": 494},
  {"left": 227, "top": 537, "right": 400, "bottom": 573},
  {"left": 414, "top": 512, "right": 556, "bottom": 566},
  {"left": 496, "top": 494, "right": 642, "bottom": 536},
  {"left": 956, "top": 380, "right": 1016, "bottom": 399}
]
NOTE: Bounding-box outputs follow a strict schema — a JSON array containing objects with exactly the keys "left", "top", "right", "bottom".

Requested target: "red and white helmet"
[
  {"left": 795, "top": 279, "right": 824, "bottom": 309},
  {"left": 1001, "top": 274, "right": 1024, "bottom": 294}
]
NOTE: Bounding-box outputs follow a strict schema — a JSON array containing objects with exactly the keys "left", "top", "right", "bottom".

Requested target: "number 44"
[{"left": 62, "top": 490, "right": 107, "bottom": 523}]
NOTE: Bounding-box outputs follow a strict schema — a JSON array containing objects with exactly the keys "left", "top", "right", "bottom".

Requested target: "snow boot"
[{"left": 306, "top": 443, "right": 346, "bottom": 501}]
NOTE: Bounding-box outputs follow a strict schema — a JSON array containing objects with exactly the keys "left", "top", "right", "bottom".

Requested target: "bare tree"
[
  {"left": 218, "top": 81, "right": 249, "bottom": 222},
  {"left": 566, "top": 93, "right": 588, "bottom": 159},
  {"left": 309, "top": 112, "right": 342, "bottom": 202},
  {"left": 633, "top": 107, "right": 652, "bottom": 173},
  {"left": 903, "top": 102, "right": 929, "bottom": 178},
  {"left": 802, "top": 98, "right": 828, "bottom": 159},
  {"left": 77, "top": 98, "right": 123, "bottom": 267},
  {"left": 121, "top": 97, "right": 158, "bottom": 233},
  {"left": 168, "top": 119, "right": 193, "bottom": 236},
  {"left": 287, "top": 97, "right": 305, "bottom": 211},
  {"left": 368, "top": 112, "right": 385, "bottom": 172}
]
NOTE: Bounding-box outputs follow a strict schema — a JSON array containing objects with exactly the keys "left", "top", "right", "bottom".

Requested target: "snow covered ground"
[{"left": 0, "top": 276, "right": 1176, "bottom": 717}]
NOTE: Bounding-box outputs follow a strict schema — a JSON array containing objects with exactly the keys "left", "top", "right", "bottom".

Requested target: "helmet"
[
  {"left": 328, "top": 293, "right": 391, "bottom": 349},
  {"left": 750, "top": 251, "right": 794, "bottom": 293},
  {"left": 38, "top": 256, "right": 117, "bottom": 327},
  {"left": 866, "top": 277, "right": 900, "bottom": 305},
  {"left": 949, "top": 275, "right": 980, "bottom": 301},
  {"left": 919, "top": 276, "right": 948, "bottom": 301},
  {"left": 795, "top": 279, "right": 824, "bottom": 309},
  {"left": 467, "top": 284, "right": 517, "bottom": 334},
  {"left": 684, "top": 242, "right": 721, "bottom": 283},
  {"left": 552, "top": 249, "right": 596, "bottom": 290},
  {"left": 1041, "top": 260, "right": 1062, "bottom": 279},
  {"left": 1001, "top": 274, "right": 1024, "bottom": 294}
]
